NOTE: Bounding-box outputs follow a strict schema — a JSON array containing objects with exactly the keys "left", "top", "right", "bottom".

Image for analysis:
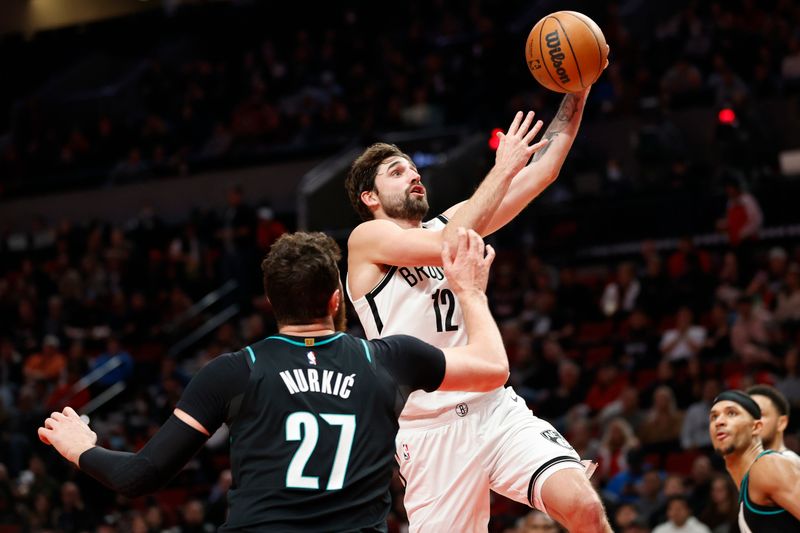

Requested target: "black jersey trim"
[
  {"left": 526, "top": 456, "right": 582, "bottom": 506},
  {"left": 364, "top": 266, "right": 397, "bottom": 335},
  {"left": 367, "top": 266, "right": 398, "bottom": 298},
  {"left": 436, "top": 214, "right": 449, "bottom": 224}
]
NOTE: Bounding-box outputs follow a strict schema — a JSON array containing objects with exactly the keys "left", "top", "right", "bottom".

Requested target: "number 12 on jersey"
[
  {"left": 285, "top": 412, "right": 356, "bottom": 491},
  {"left": 431, "top": 288, "right": 458, "bottom": 332}
]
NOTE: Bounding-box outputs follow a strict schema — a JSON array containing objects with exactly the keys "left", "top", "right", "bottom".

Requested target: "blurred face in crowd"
[
  {"left": 711, "top": 476, "right": 734, "bottom": 506},
  {"left": 518, "top": 511, "right": 560, "bottom": 532},
  {"left": 750, "top": 394, "right": 787, "bottom": 450},
  {"left": 667, "top": 498, "right": 691, "bottom": 527},
  {"left": 614, "top": 504, "right": 638, "bottom": 529},
  {"left": 709, "top": 400, "right": 762, "bottom": 456}
]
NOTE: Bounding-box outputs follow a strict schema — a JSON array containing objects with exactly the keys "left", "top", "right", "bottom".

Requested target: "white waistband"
[{"left": 398, "top": 386, "right": 507, "bottom": 430}]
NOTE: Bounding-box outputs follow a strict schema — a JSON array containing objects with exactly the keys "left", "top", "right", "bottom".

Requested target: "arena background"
[{"left": 1, "top": 0, "right": 800, "bottom": 531}]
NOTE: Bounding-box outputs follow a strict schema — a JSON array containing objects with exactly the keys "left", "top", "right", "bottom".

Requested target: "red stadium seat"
[
  {"left": 577, "top": 321, "right": 615, "bottom": 343},
  {"left": 665, "top": 450, "right": 701, "bottom": 476}
]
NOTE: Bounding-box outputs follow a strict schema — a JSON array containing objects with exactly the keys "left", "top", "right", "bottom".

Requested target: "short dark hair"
[
  {"left": 261, "top": 232, "right": 341, "bottom": 325},
  {"left": 345, "top": 143, "right": 411, "bottom": 221},
  {"left": 666, "top": 494, "right": 690, "bottom": 510},
  {"left": 747, "top": 385, "right": 790, "bottom": 417}
]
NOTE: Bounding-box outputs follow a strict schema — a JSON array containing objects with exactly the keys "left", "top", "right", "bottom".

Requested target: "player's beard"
[
  {"left": 334, "top": 282, "right": 347, "bottom": 332},
  {"left": 334, "top": 294, "right": 347, "bottom": 332},
  {"left": 380, "top": 188, "right": 429, "bottom": 222},
  {"left": 713, "top": 444, "right": 736, "bottom": 456}
]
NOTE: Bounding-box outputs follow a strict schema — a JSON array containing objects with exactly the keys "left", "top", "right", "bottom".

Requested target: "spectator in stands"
[
  {"left": 776, "top": 348, "right": 800, "bottom": 411},
  {"left": 601, "top": 262, "right": 641, "bottom": 318},
  {"left": 0, "top": 337, "right": 23, "bottom": 409},
  {"left": 586, "top": 363, "right": 627, "bottom": 414},
  {"left": 53, "top": 481, "right": 96, "bottom": 532},
  {"left": 640, "top": 386, "right": 684, "bottom": 455},
  {"left": 614, "top": 503, "right": 643, "bottom": 532},
  {"left": 681, "top": 380, "right": 720, "bottom": 451},
  {"left": 730, "top": 295, "right": 776, "bottom": 366},
  {"left": 618, "top": 309, "right": 659, "bottom": 370},
  {"left": 255, "top": 206, "right": 286, "bottom": 253},
  {"left": 652, "top": 495, "right": 711, "bottom": 533},
  {"left": 176, "top": 499, "right": 215, "bottom": 533},
  {"left": 747, "top": 247, "right": 789, "bottom": 303},
  {"left": 90, "top": 336, "right": 134, "bottom": 388},
  {"left": 565, "top": 417, "right": 599, "bottom": 463},
  {"left": 512, "top": 509, "right": 564, "bottom": 533},
  {"left": 701, "top": 303, "right": 732, "bottom": 362},
  {"left": 717, "top": 175, "right": 763, "bottom": 269},
  {"left": 597, "top": 418, "right": 640, "bottom": 482},
  {"left": 23, "top": 335, "right": 66, "bottom": 386},
  {"left": 660, "top": 306, "right": 707, "bottom": 363},
  {"left": 698, "top": 474, "right": 738, "bottom": 533},
  {"left": 715, "top": 253, "right": 743, "bottom": 309},
  {"left": 667, "top": 238, "right": 712, "bottom": 281},
  {"left": 775, "top": 264, "right": 800, "bottom": 327},
  {"left": 537, "top": 359, "right": 585, "bottom": 423},
  {"left": 686, "top": 456, "right": 714, "bottom": 516},
  {"left": 638, "top": 254, "right": 673, "bottom": 321},
  {"left": 599, "top": 386, "right": 646, "bottom": 434}
]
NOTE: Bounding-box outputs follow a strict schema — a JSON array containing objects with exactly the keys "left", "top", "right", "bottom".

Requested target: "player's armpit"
[{"left": 348, "top": 219, "right": 444, "bottom": 267}]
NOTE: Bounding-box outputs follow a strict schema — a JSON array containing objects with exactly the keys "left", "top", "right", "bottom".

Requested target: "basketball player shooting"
[
  {"left": 345, "top": 90, "right": 611, "bottom": 531},
  {"left": 39, "top": 230, "right": 515, "bottom": 531}
]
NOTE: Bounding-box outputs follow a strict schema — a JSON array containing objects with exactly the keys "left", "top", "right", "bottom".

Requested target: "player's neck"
[
  {"left": 376, "top": 213, "right": 422, "bottom": 229},
  {"left": 726, "top": 442, "right": 764, "bottom": 487},
  {"left": 279, "top": 320, "right": 336, "bottom": 337}
]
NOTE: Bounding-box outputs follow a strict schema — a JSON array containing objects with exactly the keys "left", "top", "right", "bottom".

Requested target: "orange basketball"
[{"left": 525, "top": 11, "right": 608, "bottom": 93}]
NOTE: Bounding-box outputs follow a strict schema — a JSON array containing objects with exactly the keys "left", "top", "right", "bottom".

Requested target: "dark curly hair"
[
  {"left": 261, "top": 232, "right": 341, "bottom": 325},
  {"left": 345, "top": 143, "right": 411, "bottom": 221}
]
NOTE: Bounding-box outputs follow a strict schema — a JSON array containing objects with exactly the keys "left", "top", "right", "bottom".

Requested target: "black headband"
[{"left": 712, "top": 390, "right": 762, "bottom": 420}]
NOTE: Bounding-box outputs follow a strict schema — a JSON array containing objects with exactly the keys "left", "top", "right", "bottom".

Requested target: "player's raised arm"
[
  {"left": 479, "top": 87, "right": 592, "bottom": 237},
  {"left": 440, "top": 111, "right": 546, "bottom": 255},
  {"left": 436, "top": 228, "right": 509, "bottom": 391}
]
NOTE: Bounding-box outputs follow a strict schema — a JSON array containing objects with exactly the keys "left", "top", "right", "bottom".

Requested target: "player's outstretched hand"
[
  {"left": 494, "top": 110, "right": 548, "bottom": 176},
  {"left": 38, "top": 406, "right": 97, "bottom": 466},
  {"left": 442, "top": 228, "right": 495, "bottom": 296}
]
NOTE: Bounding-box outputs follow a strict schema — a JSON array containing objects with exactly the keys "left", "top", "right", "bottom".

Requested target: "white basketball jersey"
[{"left": 347, "top": 216, "right": 503, "bottom": 420}]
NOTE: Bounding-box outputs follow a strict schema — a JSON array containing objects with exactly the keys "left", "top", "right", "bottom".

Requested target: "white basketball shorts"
[{"left": 395, "top": 387, "right": 584, "bottom": 533}]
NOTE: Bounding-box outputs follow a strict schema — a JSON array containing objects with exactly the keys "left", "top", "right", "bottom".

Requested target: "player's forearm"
[
  {"left": 78, "top": 415, "right": 207, "bottom": 498},
  {"left": 443, "top": 163, "right": 515, "bottom": 247},
  {"left": 483, "top": 92, "right": 587, "bottom": 235},
  {"left": 458, "top": 291, "right": 509, "bottom": 375}
]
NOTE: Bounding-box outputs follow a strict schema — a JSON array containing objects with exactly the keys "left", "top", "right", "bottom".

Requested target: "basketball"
[{"left": 525, "top": 11, "right": 608, "bottom": 93}]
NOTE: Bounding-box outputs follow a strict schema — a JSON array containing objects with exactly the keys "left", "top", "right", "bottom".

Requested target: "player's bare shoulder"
[
  {"left": 347, "top": 220, "right": 397, "bottom": 300},
  {"left": 751, "top": 452, "right": 800, "bottom": 492}
]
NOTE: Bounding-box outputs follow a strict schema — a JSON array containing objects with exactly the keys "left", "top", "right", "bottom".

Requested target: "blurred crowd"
[
  {"left": 2, "top": 0, "right": 800, "bottom": 532},
  {"left": 2, "top": 0, "right": 800, "bottom": 196},
  {"left": 0, "top": 178, "right": 797, "bottom": 532}
]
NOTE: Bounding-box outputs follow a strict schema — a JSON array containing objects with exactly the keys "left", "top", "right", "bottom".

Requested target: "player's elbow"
[{"left": 478, "top": 362, "right": 509, "bottom": 391}]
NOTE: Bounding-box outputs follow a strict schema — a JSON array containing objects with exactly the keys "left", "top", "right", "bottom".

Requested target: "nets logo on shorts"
[
  {"left": 455, "top": 403, "right": 469, "bottom": 417},
  {"left": 540, "top": 429, "right": 573, "bottom": 450}
]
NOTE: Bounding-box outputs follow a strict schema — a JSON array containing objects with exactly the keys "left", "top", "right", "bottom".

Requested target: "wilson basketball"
[{"left": 525, "top": 11, "right": 608, "bottom": 93}]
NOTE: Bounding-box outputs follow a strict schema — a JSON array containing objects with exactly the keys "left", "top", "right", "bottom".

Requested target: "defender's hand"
[
  {"left": 441, "top": 228, "right": 495, "bottom": 295},
  {"left": 38, "top": 406, "right": 97, "bottom": 465}
]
